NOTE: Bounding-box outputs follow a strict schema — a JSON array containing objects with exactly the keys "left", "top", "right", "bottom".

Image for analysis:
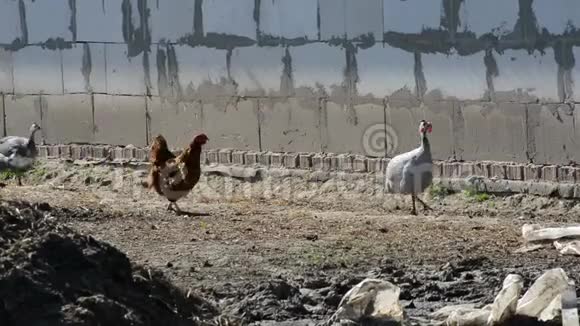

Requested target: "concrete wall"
[{"left": 1, "top": 0, "right": 580, "bottom": 165}]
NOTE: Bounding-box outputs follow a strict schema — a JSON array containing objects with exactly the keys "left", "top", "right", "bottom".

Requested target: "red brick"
[
  {"left": 524, "top": 164, "right": 542, "bottom": 181},
  {"left": 353, "top": 156, "right": 367, "bottom": 172},
  {"left": 218, "top": 149, "right": 232, "bottom": 164},
  {"left": 541, "top": 165, "right": 558, "bottom": 182},
  {"left": 558, "top": 166, "right": 576, "bottom": 183},
  {"left": 283, "top": 154, "right": 299, "bottom": 169},
  {"left": 270, "top": 153, "right": 283, "bottom": 167},
  {"left": 232, "top": 151, "right": 246, "bottom": 165},
  {"left": 299, "top": 154, "right": 313, "bottom": 169},
  {"left": 506, "top": 164, "right": 524, "bottom": 181}
]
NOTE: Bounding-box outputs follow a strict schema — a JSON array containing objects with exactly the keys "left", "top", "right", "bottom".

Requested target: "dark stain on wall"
[
  {"left": 68, "top": 0, "right": 77, "bottom": 42},
  {"left": 156, "top": 45, "right": 168, "bottom": 98},
  {"left": 554, "top": 41, "right": 575, "bottom": 102},
  {"left": 413, "top": 52, "right": 427, "bottom": 100},
  {"left": 122, "top": 0, "right": 151, "bottom": 57},
  {"left": 343, "top": 44, "right": 359, "bottom": 125},
  {"left": 155, "top": 44, "right": 182, "bottom": 102},
  {"left": 166, "top": 44, "right": 182, "bottom": 101},
  {"left": 7, "top": 0, "right": 29, "bottom": 50},
  {"left": 81, "top": 43, "right": 92, "bottom": 93},
  {"left": 143, "top": 50, "right": 152, "bottom": 96},
  {"left": 280, "top": 47, "right": 294, "bottom": 97},
  {"left": 441, "top": 0, "right": 464, "bottom": 41},
  {"left": 194, "top": 0, "right": 203, "bottom": 38},
  {"left": 483, "top": 49, "right": 498, "bottom": 101},
  {"left": 253, "top": 0, "right": 261, "bottom": 40}
]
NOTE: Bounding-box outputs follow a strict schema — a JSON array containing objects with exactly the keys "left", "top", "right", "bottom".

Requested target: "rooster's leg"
[
  {"left": 172, "top": 202, "right": 183, "bottom": 215},
  {"left": 410, "top": 194, "right": 417, "bottom": 216},
  {"left": 416, "top": 196, "right": 433, "bottom": 212}
]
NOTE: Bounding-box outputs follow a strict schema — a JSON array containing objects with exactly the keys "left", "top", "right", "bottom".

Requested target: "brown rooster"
[
  {"left": 144, "top": 133, "right": 209, "bottom": 215},
  {"left": 146, "top": 134, "right": 176, "bottom": 195}
]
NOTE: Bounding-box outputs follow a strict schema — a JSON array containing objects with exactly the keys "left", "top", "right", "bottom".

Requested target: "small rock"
[
  {"left": 35, "top": 202, "right": 51, "bottom": 211},
  {"left": 305, "top": 234, "right": 318, "bottom": 241},
  {"left": 166, "top": 262, "right": 173, "bottom": 268},
  {"left": 203, "top": 260, "right": 213, "bottom": 267},
  {"left": 151, "top": 225, "right": 158, "bottom": 230},
  {"left": 379, "top": 227, "right": 388, "bottom": 233}
]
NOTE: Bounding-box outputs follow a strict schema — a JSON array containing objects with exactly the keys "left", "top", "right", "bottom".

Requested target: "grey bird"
[
  {"left": 384, "top": 120, "right": 433, "bottom": 215},
  {"left": 0, "top": 123, "right": 41, "bottom": 187}
]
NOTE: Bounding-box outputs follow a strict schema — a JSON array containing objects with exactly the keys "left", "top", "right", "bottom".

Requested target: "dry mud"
[{"left": 1, "top": 160, "right": 579, "bottom": 325}]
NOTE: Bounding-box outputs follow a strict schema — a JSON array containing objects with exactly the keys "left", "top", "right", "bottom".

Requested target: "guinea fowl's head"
[
  {"left": 418, "top": 120, "right": 432, "bottom": 136},
  {"left": 29, "top": 122, "right": 41, "bottom": 133},
  {"left": 192, "top": 133, "right": 209, "bottom": 147}
]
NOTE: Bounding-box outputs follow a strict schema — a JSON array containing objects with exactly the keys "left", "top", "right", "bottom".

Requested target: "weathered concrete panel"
[
  {"left": 105, "top": 44, "right": 146, "bottom": 95},
  {"left": 93, "top": 94, "right": 147, "bottom": 146},
  {"left": 260, "top": 98, "right": 321, "bottom": 153},
  {"left": 230, "top": 46, "right": 284, "bottom": 96},
  {"left": 346, "top": 0, "right": 383, "bottom": 42},
  {"left": 41, "top": 94, "right": 93, "bottom": 144},
  {"left": 357, "top": 45, "right": 414, "bottom": 98},
  {"left": 25, "top": 0, "right": 73, "bottom": 43},
  {"left": 202, "top": 0, "right": 256, "bottom": 40},
  {"left": 527, "top": 104, "right": 580, "bottom": 165},
  {"left": 386, "top": 99, "right": 425, "bottom": 156},
  {"left": 459, "top": 102, "right": 527, "bottom": 162},
  {"left": 62, "top": 43, "right": 107, "bottom": 94},
  {"left": 259, "top": 0, "right": 317, "bottom": 41},
  {"left": 76, "top": 0, "right": 125, "bottom": 43},
  {"left": 383, "top": 0, "right": 440, "bottom": 33},
  {"left": 459, "top": 0, "right": 518, "bottom": 37},
  {"left": 494, "top": 49, "right": 559, "bottom": 103},
  {"left": 201, "top": 99, "right": 260, "bottom": 150},
  {"left": 4, "top": 95, "right": 43, "bottom": 138},
  {"left": 423, "top": 100, "right": 455, "bottom": 161},
  {"left": 575, "top": 47, "right": 580, "bottom": 101},
  {"left": 0, "top": 94, "right": 5, "bottom": 136},
  {"left": 0, "top": 49, "right": 14, "bottom": 93},
  {"left": 0, "top": 0, "right": 21, "bottom": 45},
  {"left": 318, "top": 0, "right": 346, "bottom": 40},
  {"left": 324, "top": 101, "right": 385, "bottom": 155},
  {"left": 149, "top": 0, "right": 195, "bottom": 43},
  {"left": 148, "top": 97, "right": 203, "bottom": 148},
  {"left": 290, "top": 43, "right": 343, "bottom": 96},
  {"left": 422, "top": 52, "right": 487, "bottom": 100},
  {"left": 152, "top": 44, "right": 229, "bottom": 98},
  {"left": 533, "top": 0, "right": 580, "bottom": 35},
  {"left": 13, "top": 46, "right": 63, "bottom": 95}
]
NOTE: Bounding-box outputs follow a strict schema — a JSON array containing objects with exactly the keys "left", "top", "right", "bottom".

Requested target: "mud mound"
[{"left": 0, "top": 200, "right": 217, "bottom": 326}]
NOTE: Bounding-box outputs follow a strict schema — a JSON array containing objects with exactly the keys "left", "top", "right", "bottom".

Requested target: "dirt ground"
[{"left": 1, "top": 160, "right": 580, "bottom": 325}]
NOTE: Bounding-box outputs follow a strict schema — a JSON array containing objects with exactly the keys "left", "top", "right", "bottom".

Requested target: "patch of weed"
[
  {"left": 463, "top": 185, "right": 491, "bottom": 202},
  {"left": 428, "top": 182, "right": 453, "bottom": 199}
]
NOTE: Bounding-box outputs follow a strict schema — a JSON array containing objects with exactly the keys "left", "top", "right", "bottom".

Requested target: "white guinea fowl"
[
  {"left": 384, "top": 120, "right": 434, "bottom": 215},
  {"left": 0, "top": 123, "right": 41, "bottom": 186}
]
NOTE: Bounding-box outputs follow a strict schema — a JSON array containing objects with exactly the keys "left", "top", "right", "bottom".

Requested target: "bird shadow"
[{"left": 174, "top": 211, "right": 210, "bottom": 217}]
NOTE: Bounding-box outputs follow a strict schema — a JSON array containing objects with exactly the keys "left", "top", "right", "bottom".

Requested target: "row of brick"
[{"left": 37, "top": 145, "right": 579, "bottom": 184}]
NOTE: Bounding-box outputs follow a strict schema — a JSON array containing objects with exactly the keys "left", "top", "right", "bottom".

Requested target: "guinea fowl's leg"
[
  {"left": 416, "top": 196, "right": 433, "bottom": 212},
  {"left": 16, "top": 176, "right": 22, "bottom": 186},
  {"left": 167, "top": 202, "right": 174, "bottom": 211},
  {"left": 410, "top": 194, "right": 417, "bottom": 215}
]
